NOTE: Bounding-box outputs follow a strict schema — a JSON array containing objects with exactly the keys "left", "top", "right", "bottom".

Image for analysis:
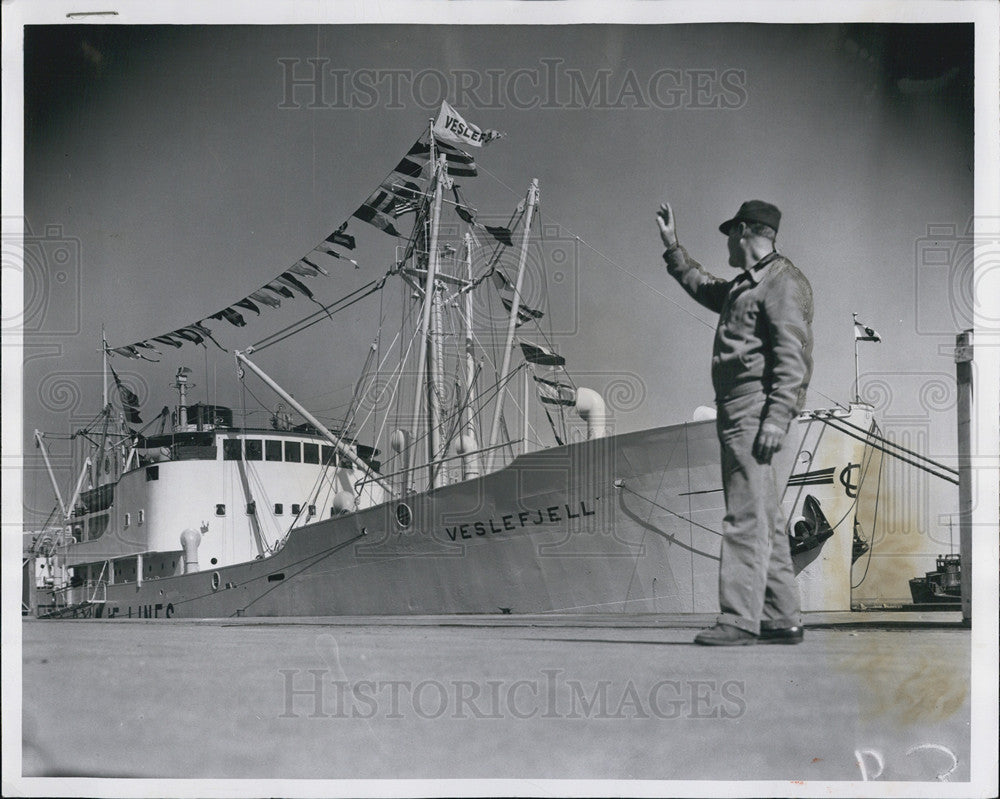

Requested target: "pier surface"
[{"left": 21, "top": 612, "right": 970, "bottom": 784}]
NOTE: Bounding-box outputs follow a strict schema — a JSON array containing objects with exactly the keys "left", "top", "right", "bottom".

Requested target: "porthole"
[
  {"left": 210, "top": 557, "right": 218, "bottom": 565},
  {"left": 395, "top": 503, "right": 412, "bottom": 528},
  {"left": 211, "top": 572, "right": 221, "bottom": 591}
]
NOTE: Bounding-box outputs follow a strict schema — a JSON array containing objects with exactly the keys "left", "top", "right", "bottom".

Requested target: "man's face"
[{"left": 726, "top": 223, "right": 746, "bottom": 269}]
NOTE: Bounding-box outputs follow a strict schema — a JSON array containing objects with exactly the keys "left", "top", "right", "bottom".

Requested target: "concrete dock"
[{"left": 20, "top": 612, "right": 971, "bottom": 784}]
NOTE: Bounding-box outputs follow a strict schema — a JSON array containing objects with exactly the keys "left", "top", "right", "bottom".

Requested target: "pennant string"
[{"left": 110, "top": 117, "right": 502, "bottom": 353}]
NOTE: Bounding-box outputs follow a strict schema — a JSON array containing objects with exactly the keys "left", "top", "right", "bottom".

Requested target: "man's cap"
[{"left": 719, "top": 200, "right": 781, "bottom": 236}]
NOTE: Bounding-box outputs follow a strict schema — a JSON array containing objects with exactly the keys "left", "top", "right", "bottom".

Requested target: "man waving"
[{"left": 658, "top": 199, "right": 814, "bottom": 646}]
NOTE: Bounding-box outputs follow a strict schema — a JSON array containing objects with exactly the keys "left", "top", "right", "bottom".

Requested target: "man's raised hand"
[{"left": 657, "top": 202, "right": 678, "bottom": 249}]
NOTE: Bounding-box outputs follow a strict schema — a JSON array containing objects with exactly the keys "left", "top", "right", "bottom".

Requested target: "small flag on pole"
[
  {"left": 533, "top": 375, "right": 576, "bottom": 406},
  {"left": 109, "top": 363, "right": 142, "bottom": 424},
  {"left": 853, "top": 313, "right": 882, "bottom": 342}
]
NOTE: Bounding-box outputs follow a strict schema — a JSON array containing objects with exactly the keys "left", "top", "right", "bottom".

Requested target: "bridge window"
[
  {"left": 274, "top": 503, "right": 283, "bottom": 515},
  {"left": 308, "top": 504, "right": 316, "bottom": 517},
  {"left": 215, "top": 503, "right": 226, "bottom": 516},
  {"left": 223, "top": 439, "right": 242, "bottom": 460},
  {"left": 284, "top": 441, "right": 301, "bottom": 463},
  {"left": 245, "top": 439, "right": 262, "bottom": 461},
  {"left": 291, "top": 504, "right": 301, "bottom": 516},
  {"left": 303, "top": 443, "right": 319, "bottom": 464},
  {"left": 322, "top": 445, "right": 335, "bottom": 465},
  {"left": 265, "top": 440, "right": 282, "bottom": 461},
  {"left": 146, "top": 465, "right": 159, "bottom": 481}
]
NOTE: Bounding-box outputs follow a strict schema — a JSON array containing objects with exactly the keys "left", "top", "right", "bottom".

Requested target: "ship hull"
[{"left": 46, "top": 407, "right": 872, "bottom": 619}]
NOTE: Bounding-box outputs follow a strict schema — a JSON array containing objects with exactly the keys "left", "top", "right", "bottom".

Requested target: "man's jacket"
[{"left": 664, "top": 245, "right": 814, "bottom": 433}]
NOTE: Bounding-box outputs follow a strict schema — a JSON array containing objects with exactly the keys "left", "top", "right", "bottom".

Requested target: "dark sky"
[{"left": 19, "top": 21, "right": 975, "bottom": 529}]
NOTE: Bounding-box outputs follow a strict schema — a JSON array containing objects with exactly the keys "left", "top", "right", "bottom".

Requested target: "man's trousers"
[{"left": 715, "top": 392, "right": 801, "bottom": 633}]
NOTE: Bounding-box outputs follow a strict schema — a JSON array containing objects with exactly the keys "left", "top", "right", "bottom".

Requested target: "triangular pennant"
[
  {"left": 264, "top": 281, "right": 295, "bottom": 299},
  {"left": 277, "top": 272, "right": 314, "bottom": 300},
  {"left": 325, "top": 223, "right": 356, "bottom": 251},
  {"left": 210, "top": 307, "right": 247, "bottom": 327},
  {"left": 152, "top": 334, "right": 184, "bottom": 349},
  {"left": 314, "top": 243, "right": 360, "bottom": 268},
  {"left": 190, "top": 321, "right": 227, "bottom": 352},
  {"left": 452, "top": 184, "right": 477, "bottom": 224},
  {"left": 248, "top": 289, "right": 281, "bottom": 309},
  {"left": 520, "top": 341, "right": 565, "bottom": 366},
  {"left": 407, "top": 136, "right": 478, "bottom": 177},
  {"left": 533, "top": 375, "right": 576, "bottom": 406},
  {"left": 133, "top": 341, "right": 162, "bottom": 355},
  {"left": 393, "top": 157, "right": 426, "bottom": 179},
  {"left": 109, "top": 363, "right": 143, "bottom": 423},
  {"left": 234, "top": 298, "right": 261, "bottom": 315},
  {"left": 484, "top": 225, "right": 513, "bottom": 247},
  {"left": 360, "top": 187, "right": 419, "bottom": 221},
  {"left": 301, "top": 257, "right": 329, "bottom": 276},
  {"left": 500, "top": 296, "right": 544, "bottom": 327},
  {"left": 288, "top": 261, "right": 318, "bottom": 278},
  {"left": 353, "top": 203, "right": 403, "bottom": 238},
  {"left": 172, "top": 327, "right": 204, "bottom": 345}
]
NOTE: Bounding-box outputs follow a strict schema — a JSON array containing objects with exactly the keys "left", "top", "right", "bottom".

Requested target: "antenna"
[{"left": 173, "top": 367, "right": 196, "bottom": 429}]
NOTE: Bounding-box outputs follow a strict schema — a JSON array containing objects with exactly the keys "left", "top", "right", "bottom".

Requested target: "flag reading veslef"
[{"left": 432, "top": 101, "right": 502, "bottom": 148}]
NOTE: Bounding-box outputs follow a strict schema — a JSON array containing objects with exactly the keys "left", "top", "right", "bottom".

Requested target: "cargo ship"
[{"left": 22, "top": 107, "right": 950, "bottom": 619}]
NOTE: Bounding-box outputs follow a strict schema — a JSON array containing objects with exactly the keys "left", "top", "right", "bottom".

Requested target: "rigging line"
[
  {"left": 71, "top": 405, "right": 112, "bottom": 437},
  {"left": 250, "top": 277, "right": 386, "bottom": 352},
  {"left": 354, "top": 305, "right": 425, "bottom": 481},
  {"left": 238, "top": 381, "right": 276, "bottom": 422},
  {"left": 812, "top": 411, "right": 958, "bottom": 475},
  {"left": 431, "top": 362, "right": 482, "bottom": 487},
  {"left": 430, "top": 304, "right": 484, "bottom": 474},
  {"left": 816, "top": 417, "right": 958, "bottom": 485},
  {"left": 499, "top": 362, "right": 544, "bottom": 448},
  {"left": 619, "top": 484, "right": 724, "bottom": 537},
  {"left": 339, "top": 340, "right": 380, "bottom": 440},
  {"left": 811, "top": 424, "right": 876, "bottom": 537},
  {"left": 255, "top": 281, "right": 385, "bottom": 353},
  {"left": 389, "top": 355, "right": 520, "bottom": 482},
  {"left": 450, "top": 303, "right": 508, "bottom": 397},
  {"left": 375, "top": 279, "right": 385, "bottom": 460},
  {"left": 366, "top": 314, "right": 421, "bottom": 451},
  {"left": 852, "top": 441, "right": 885, "bottom": 589}
]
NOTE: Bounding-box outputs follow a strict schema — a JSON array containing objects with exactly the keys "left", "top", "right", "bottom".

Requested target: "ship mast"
[
  {"left": 460, "top": 232, "right": 481, "bottom": 479},
  {"left": 409, "top": 125, "right": 449, "bottom": 490},
  {"left": 101, "top": 326, "right": 108, "bottom": 410},
  {"left": 485, "top": 178, "right": 539, "bottom": 472}
]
